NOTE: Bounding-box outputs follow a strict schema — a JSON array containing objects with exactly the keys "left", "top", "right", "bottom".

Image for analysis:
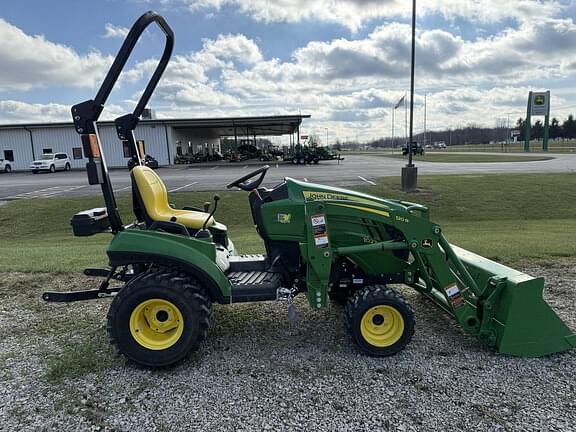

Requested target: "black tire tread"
[
  {"left": 107, "top": 268, "right": 212, "bottom": 367},
  {"left": 344, "top": 284, "right": 415, "bottom": 356}
]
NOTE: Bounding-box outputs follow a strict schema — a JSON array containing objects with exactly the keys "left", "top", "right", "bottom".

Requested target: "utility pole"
[
  {"left": 404, "top": 92, "right": 408, "bottom": 144},
  {"left": 402, "top": 0, "right": 418, "bottom": 192},
  {"left": 325, "top": 128, "right": 329, "bottom": 148}
]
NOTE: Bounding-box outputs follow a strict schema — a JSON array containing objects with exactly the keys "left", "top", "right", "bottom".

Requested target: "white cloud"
[
  {"left": 109, "top": 13, "right": 576, "bottom": 138},
  {"left": 200, "top": 34, "right": 262, "bottom": 65},
  {"left": 122, "top": 34, "right": 260, "bottom": 110},
  {"left": 0, "top": 18, "right": 112, "bottom": 92},
  {"left": 103, "top": 23, "right": 130, "bottom": 39},
  {"left": 4, "top": 3, "right": 574, "bottom": 141},
  {"left": 0, "top": 100, "right": 69, "bottom": 123},
  {"left": 181, "top": 0, "right": 563, "bottom": 31},
  {"left": 0, "top": 100, "right": 126, "bottom": 124}
]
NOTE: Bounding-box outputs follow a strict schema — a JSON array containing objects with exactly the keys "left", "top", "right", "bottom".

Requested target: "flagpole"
[{"left": 424, "top": 93, "right": 427, "bottom": 148}]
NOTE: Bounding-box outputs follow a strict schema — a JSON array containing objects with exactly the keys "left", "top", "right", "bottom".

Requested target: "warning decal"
[
  {"left": 311, "top": 214, "right": 329, "bottom": 248},
  {"left": 445, "top": 283, "right": 465, "bottom": 309}
]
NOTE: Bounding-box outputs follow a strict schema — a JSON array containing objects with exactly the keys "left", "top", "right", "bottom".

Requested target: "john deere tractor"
[{"left": 43, "top": 12, "right": 575, "bottom": 367}]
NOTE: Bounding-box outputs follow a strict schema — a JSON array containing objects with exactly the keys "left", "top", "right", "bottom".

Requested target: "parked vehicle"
[
  {"left": 284, "top": 144, "right": 344, "bottom": 165},
  {"left": 0, "top": 158, "right": 12, "bottom": 173},
  {"left": 402, "top": 142, "right": 424, "bottom": 156},
  {"left": 30, "top": 153, "right": 71, "bottom": 173},
  {"left": 128, "top": 154, "right": 159, "bottom": 170}
]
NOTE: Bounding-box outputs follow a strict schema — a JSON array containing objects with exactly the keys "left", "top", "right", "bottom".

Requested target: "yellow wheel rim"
[
  {"left": 129, "top": 299, "right": 184, "bottom": 350},
  {"left": 360, "top": 305, "right": 405, "bottom": 347}
]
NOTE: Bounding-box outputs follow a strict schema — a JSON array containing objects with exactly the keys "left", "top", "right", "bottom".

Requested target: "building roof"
[{"left": 0, "top": 114, "right": 311, "bottom": 137}]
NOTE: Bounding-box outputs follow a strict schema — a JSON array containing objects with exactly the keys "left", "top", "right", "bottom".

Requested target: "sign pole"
[
  {"left": 524, "top": 91, "right": 532, "bottom": 153},
  {"left": 543, "top": 90, "right": 550, "bottom": 152}
]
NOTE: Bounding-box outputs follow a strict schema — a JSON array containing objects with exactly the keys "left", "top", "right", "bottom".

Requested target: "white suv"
[
  {"left": 30, "top": 153, "right": 71, "bottom": 173},
  {"left": 0, "top": 158, "right": 12, "bottom": 173}
]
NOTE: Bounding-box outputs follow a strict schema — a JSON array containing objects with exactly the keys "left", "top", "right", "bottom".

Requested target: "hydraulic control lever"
[
  {"left": 203, "top": 195, "right": 220, "bottom": 230},
  {"left": 196, "top": 195, "right": 220, "bottom": 239}
]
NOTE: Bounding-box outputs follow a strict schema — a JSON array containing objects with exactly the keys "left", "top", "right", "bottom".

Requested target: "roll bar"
[{"left": 70, "top": 11, "right": 174, "bottom": 233}]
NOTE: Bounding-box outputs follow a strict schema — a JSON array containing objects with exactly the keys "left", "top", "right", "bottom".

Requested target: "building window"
[
  {"left": 123, "top": 140, "right": 146, "bottom": 158},
  {"left": 3, "top": 150, "right": 14, "bottom": 162},
  {"left": 43, "top": 148, "right": 53, "bottom": 154},
  {"left": 122, "top": 141, "right": 131, "bottom": 158},
  {"left": 72, "top": 147, "right": 83, "bottom": 160}
]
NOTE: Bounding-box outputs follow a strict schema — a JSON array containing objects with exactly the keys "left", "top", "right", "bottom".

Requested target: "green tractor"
[{"left": 43, "top": 12, "right": 575, "bottom": 367}]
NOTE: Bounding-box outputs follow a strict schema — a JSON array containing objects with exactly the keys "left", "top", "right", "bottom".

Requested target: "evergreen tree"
[
  {"left": 550, "top": 118, "right": 561, "bottom": 139},
  {"left": 562, "top": 115, "right": 576, "bottom": 139},
  {"left": 532, "top": 120, "right": 544, "bottom": 140}
]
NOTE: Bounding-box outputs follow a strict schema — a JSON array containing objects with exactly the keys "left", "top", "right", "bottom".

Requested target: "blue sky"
[{"left": 1, "top": 0, "right": 576, "bottom": 142}]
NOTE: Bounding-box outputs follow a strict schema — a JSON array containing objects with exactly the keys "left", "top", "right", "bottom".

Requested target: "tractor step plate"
[
  {"left": 229, "top": 270, "right": 283, "bottom": 302},
  {"left": 228, "top": 254, "right": 267, "bottom": 272}
]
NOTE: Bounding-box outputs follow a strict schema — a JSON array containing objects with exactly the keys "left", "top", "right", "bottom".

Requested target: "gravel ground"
[{"left": 0, "top": 262, "right": 574, "bottom": 432}]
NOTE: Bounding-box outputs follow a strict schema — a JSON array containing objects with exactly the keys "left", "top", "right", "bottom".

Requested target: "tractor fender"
[{"left": 107, "top": 230, "right": 231, "bottom": 303}]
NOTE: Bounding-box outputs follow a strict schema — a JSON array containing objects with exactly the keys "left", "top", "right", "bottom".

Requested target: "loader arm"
[{"left": 316, "top": 198, "right": 575, "bottom": 357}]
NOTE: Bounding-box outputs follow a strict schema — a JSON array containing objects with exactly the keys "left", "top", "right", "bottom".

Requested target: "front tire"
[
  {"left": 49, "top": 165, "right": 55, "bottom": 173},
  {"left": 107, "top": 270, "right": 212, "bottom": 367},
  {"left": 346, "top": 285, "right": 414, "bottom": 356},
  {"left": 65, "top": 163, "right": 71, "bottom": 171},
  {"left": 4, "top": 165, "right": 11, "bottom": 173}
]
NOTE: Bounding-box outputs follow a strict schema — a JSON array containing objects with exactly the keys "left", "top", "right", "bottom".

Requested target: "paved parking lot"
[{"left": 0, "top": 154, "right": 575, "bottom": 202}]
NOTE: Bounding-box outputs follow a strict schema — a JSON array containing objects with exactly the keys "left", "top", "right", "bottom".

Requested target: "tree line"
[{"left": 332, "top": 114, "right": 576, "bottom": 149}]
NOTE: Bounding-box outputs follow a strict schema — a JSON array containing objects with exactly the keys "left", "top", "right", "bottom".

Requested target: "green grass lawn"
[
  {"left": 1, "top": 173, "right": 575, "bottom": 272},
  {"left": 446, "top": 140, "right": 576, "bottom": 153},
  {"left": 373, "top": 153, "right": 553, "bottom": 163}
]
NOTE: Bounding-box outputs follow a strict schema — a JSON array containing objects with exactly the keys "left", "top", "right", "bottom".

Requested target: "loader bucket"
[{"left": 453, "top": 246, "right": 576, "bottom": 357}]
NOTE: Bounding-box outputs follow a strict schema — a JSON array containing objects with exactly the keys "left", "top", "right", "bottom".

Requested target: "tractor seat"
[{"left": 131, "top": 166, "right": 214, "bottom": 230}]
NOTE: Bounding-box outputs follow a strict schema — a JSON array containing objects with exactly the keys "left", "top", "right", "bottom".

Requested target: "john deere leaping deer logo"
[
  {"left": 534, "top": 95, "right": 546, "bottom": 106},
  {"left": 422, "top": 239, "right": 433, "bottom": 248}
]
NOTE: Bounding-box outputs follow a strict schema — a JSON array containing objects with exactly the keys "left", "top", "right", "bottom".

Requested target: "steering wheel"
[{"left": 226, "top": 165, "right": 270, "bottom": 191}]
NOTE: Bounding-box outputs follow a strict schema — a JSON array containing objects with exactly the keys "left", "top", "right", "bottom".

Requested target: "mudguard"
[{"left": 107, "top": 229, "right": 232, "bottom": 303}]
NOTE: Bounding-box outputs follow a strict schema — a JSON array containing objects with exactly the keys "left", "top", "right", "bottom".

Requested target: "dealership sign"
[{"left": 531, "top": 92, "right": 549, "bottom": 117}]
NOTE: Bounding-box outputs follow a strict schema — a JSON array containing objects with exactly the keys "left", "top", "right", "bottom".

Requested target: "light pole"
[
  {"left": 325, "top": 128, "right": 329, "bottom": 148},
  {"left": 402, "top": 0, "right": 418, "bottom": 192}
]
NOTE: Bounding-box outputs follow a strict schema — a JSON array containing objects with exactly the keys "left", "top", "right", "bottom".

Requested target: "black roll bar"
[{"left": 70, "top": 11, "right": 174, "bottom": 233}]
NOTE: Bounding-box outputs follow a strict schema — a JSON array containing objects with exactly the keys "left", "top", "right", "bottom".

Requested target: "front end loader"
[{"left": 43, "top": 12, "right": 575, "bottom": 367}]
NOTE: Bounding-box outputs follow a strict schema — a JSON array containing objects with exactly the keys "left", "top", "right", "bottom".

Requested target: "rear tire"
[
  {"left": 4, "top": 165, "right": 11, "bottom": 173},
  {"left": 107, "top": 270, "right": 212, "bottom": 367},
  {"left": 65, "top": 163, "right": 71, "bottom": 171},
  {"left": 345, "top": 285, "right": 414, "bottom": 356}
]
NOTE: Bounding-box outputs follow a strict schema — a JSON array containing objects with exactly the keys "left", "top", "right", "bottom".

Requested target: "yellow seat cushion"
[{"left": 132, "top": 166, "right": 214, "bottom": 230}]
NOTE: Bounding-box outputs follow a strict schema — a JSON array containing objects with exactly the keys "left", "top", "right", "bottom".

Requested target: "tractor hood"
[{"left": 285, "top": 177, "right": 406, "bottom": 211}]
